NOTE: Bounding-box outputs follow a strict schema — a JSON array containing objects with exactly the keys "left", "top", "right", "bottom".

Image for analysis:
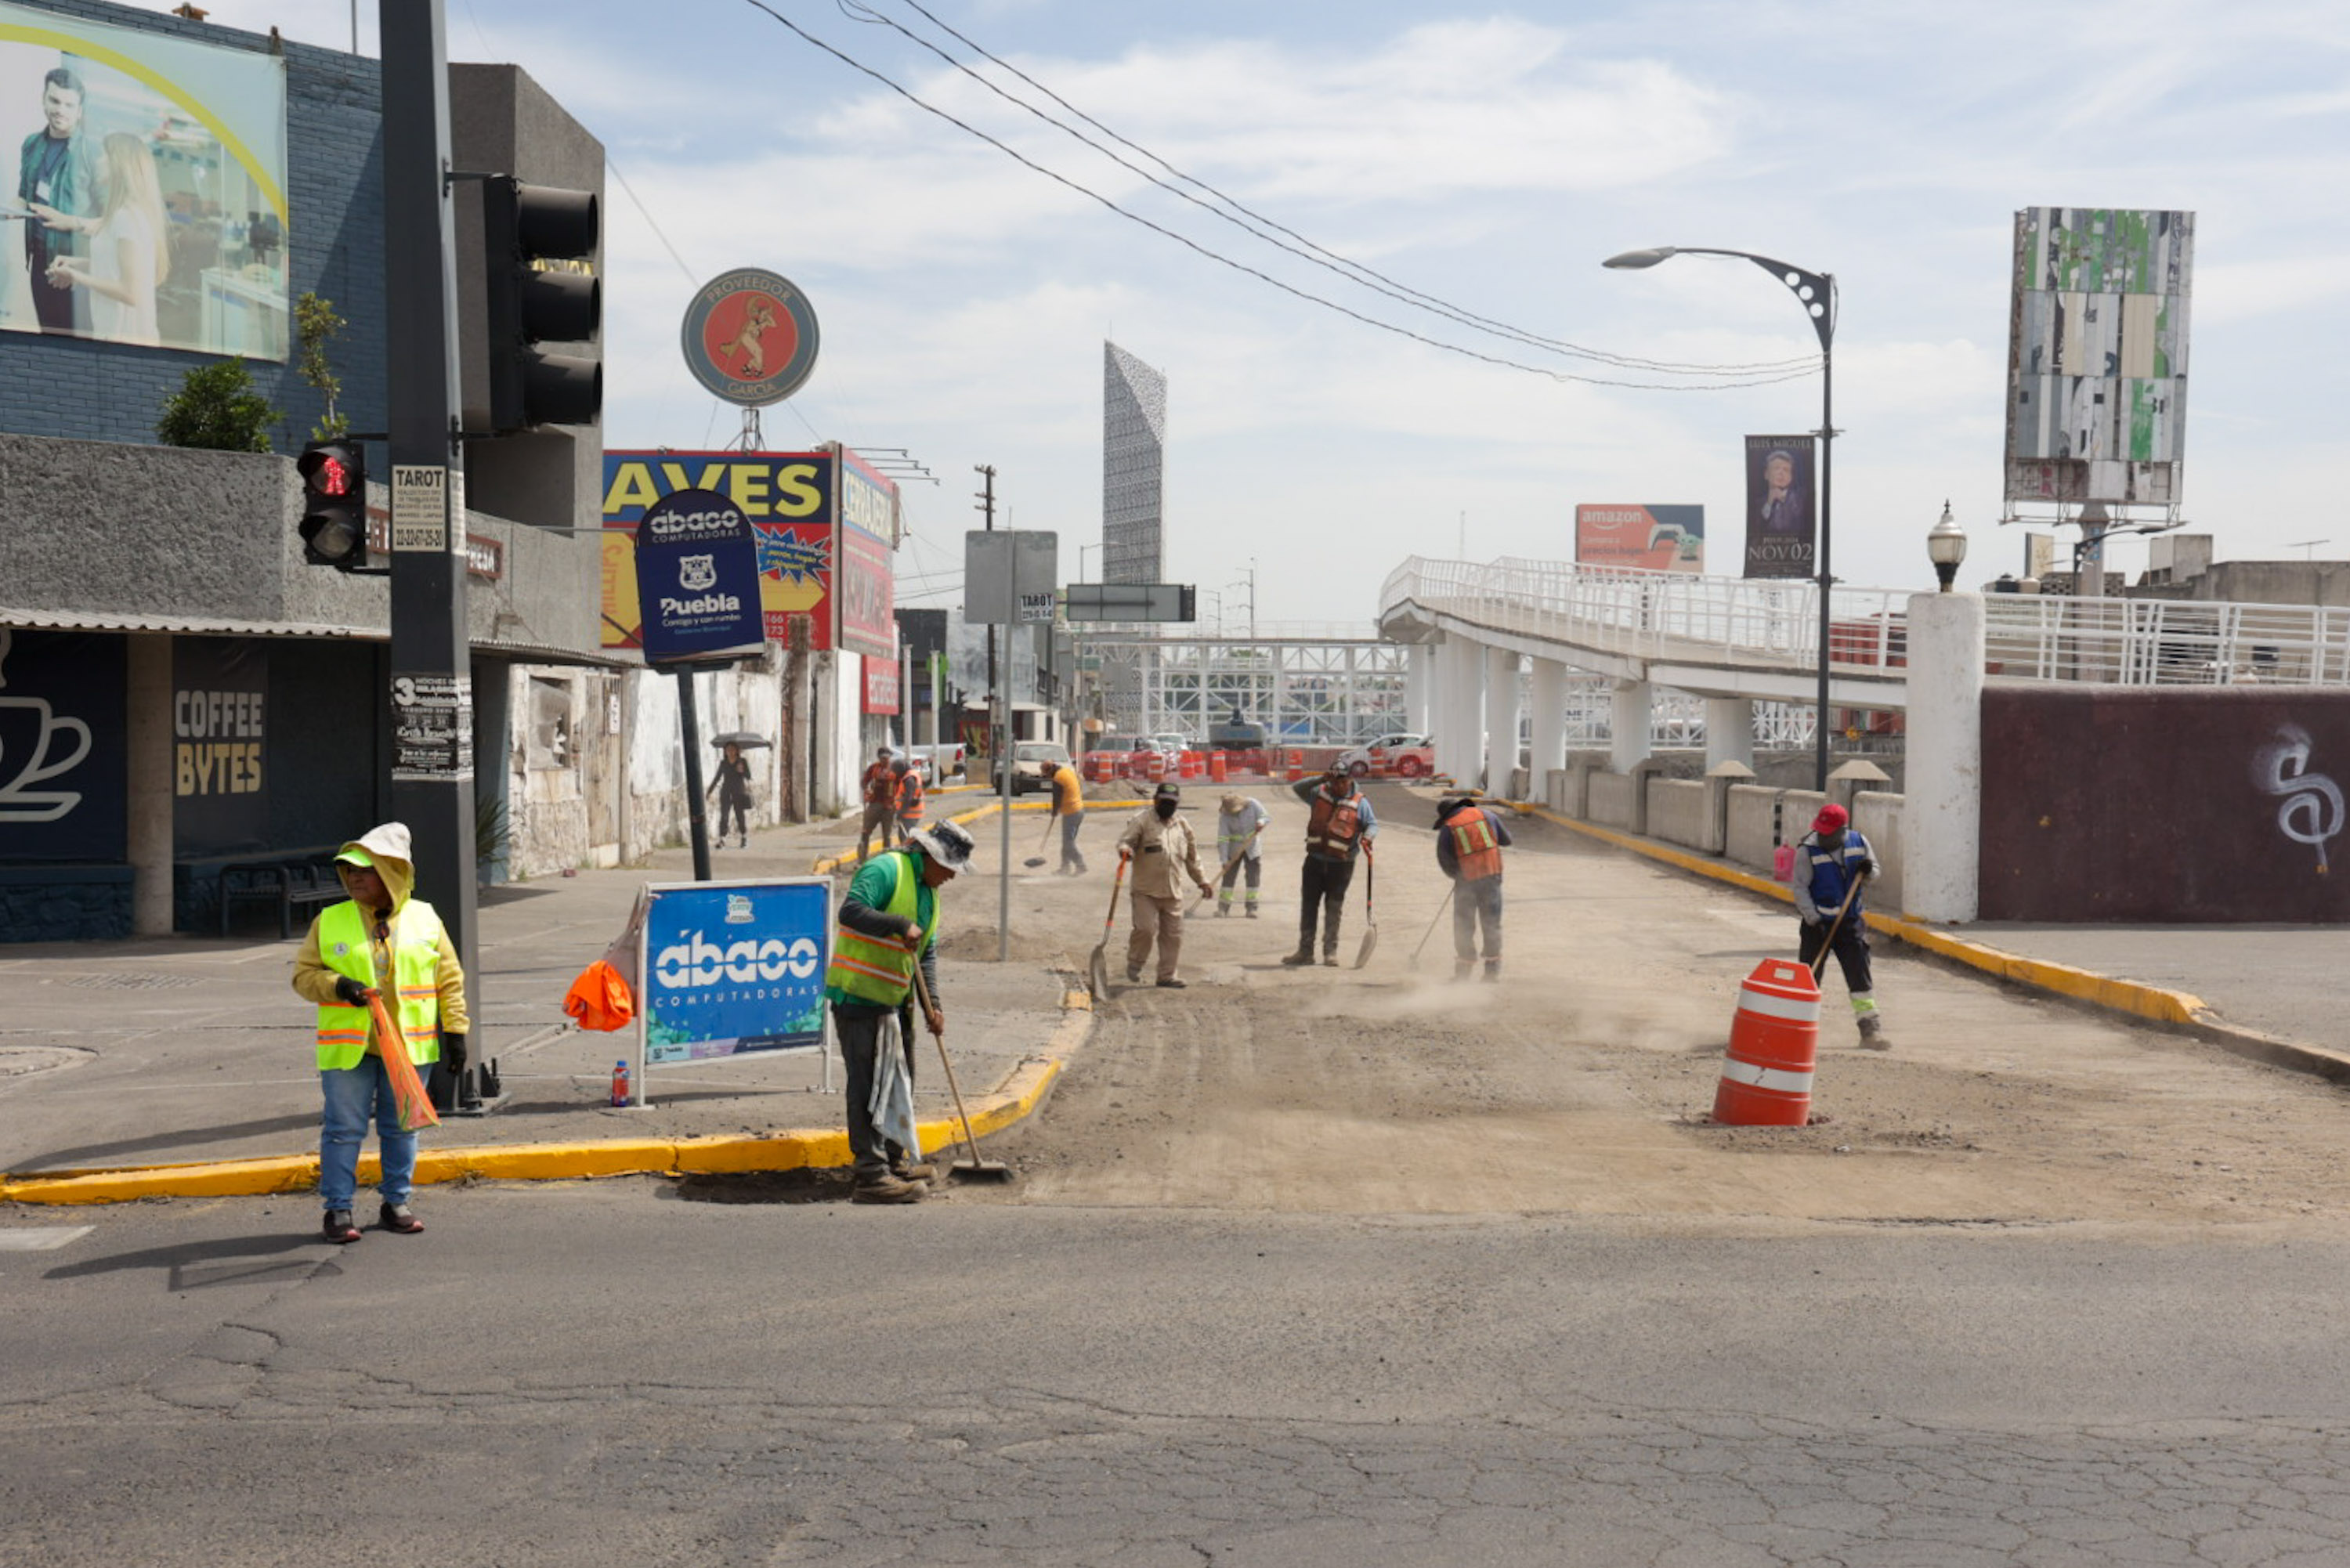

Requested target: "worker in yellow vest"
[
  {"left": 822, "top": 818, "right": 975, "bottom": 1202},
  {"left": 291, "top": 822, "right": 469, "bottom": 1244},
  {"left": 1435, "top": 794, "right": 1513, "bottom": 981}
]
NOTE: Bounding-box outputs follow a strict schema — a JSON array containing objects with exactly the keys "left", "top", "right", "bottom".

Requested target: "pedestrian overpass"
[{"left": 1378, "top": 555, "right": 2350, "bottom": 787}]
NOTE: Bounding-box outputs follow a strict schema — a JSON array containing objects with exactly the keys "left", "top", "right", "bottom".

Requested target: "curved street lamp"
[{"left": 1603, "top": 246, "right": 1838, "bottom": 789}]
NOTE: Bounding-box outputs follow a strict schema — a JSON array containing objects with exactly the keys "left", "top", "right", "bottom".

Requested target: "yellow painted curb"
[
  {"left": 1512, "top": 801, "right": 2210, "bottom": 1031},
  {"left": 809, "top": 798, "right": 1055, "bottom": 876},
  {"left": 2, "top": 988, "right": 1097, "bottom": 1205}
]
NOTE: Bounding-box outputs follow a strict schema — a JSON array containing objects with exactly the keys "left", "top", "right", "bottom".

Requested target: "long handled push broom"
[{"left": 907, "top": 949, "right": 1011, "bottom": 1181}]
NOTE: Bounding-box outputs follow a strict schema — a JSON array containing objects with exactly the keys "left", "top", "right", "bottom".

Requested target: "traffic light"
[
  {"left": 297, "top": 439, "right": 368, "bottom": 569},
  {"left": 481, "top": 176, "right": 602, "bottom": 431}
]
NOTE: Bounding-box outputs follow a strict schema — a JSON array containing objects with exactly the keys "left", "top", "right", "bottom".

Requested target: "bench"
[{"left": 218, "top": 858, "right": 346, "bottom": 939}]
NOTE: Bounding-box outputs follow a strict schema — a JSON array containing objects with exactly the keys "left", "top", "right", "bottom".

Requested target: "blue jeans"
[{"left": 319, "top": 1055, "right": 421, "bottom": 1211}]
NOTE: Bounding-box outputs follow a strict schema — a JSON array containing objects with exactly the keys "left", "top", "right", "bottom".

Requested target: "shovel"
[
  {"left": 1807, "top": 873, "right": 1865, "bottom": 980},
  {"left": 906, "top": 951, "right": 1011, "bottom": 1182},
  {"left": 1193, "top": 821, "right": 1266, "bottom": 910},
  {"left": 1020, "top": 812, "right": 1055, "bottom": 869},
  {"left": 1352, "top": 841, "right": 1379, "bottom": 970},
  {"left": 1407, "top": 882, "right": 1457, "bottom": 971},
  {"left": 1086, "top": 853, "right": 1130, "bottom": 1000}
]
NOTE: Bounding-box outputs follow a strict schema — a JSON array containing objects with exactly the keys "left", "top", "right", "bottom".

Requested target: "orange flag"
[{"left": 366, "top": 992, "right": 441, "bottom": 1132}]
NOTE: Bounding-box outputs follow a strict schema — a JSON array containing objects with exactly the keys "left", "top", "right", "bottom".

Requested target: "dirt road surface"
[{"left": 943, "top": 781, "right": 2350, "bottom": 1228}]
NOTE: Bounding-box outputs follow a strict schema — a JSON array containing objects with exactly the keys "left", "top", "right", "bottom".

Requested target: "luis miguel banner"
[{"left": 1743, "top": 435, "right": 1817, "bottom": 580}]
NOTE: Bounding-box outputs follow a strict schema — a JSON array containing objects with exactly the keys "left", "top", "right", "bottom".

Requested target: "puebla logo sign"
[{"left": 681, "top": 269, "right": 821, "bottom": 407}]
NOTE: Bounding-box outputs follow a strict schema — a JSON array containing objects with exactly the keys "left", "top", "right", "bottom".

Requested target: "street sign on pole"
[{"left": 965, "top": 530, "right": 1059, "bottom": 624}]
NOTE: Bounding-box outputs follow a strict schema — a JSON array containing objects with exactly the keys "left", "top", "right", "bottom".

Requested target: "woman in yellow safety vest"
[{"left": 291, "top": 822, "right": 469, "bottom": 1244}]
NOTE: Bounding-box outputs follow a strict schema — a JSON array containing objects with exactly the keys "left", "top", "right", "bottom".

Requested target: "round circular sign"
[{"left": 680, "top": 269, "right": 820, "bottom": 406}]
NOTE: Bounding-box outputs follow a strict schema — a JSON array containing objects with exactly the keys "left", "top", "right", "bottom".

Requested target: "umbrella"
[{"left": 708, "top": 732, "right": 772, "bottom": 748}]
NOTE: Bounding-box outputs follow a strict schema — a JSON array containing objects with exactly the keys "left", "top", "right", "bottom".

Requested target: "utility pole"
[
  {"left": 381, "top": 0, "right": 477, "bottom": 1107},
  {"left": 974, "top": 464, "right": 1009, "bottom": 960}
]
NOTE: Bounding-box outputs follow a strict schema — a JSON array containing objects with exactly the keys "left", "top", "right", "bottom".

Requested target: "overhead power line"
[
  {"left": 741, "top": 0, "right": 1819, "bottom": 393},
  {"left": 851, "top": 0, "right": 1813, "bottom": 378}
]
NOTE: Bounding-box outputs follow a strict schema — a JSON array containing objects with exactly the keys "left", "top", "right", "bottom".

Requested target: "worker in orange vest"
[
  {"left": 1435, "top": 794, "right": 1513, "bottom": 981},
  {"left": 855, "top": 746, "right": 898, "bottom": 860},
  {"left": 891, "top": 756, "right": 926, "bottom": 842}
]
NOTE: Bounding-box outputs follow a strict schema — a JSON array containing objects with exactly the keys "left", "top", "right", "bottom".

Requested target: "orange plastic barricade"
[
  {"left": 1712, "top": 959, "right": 1820, "bottom": 1125},
  {"left": 1209, "top": 752, "right": 1228, "bottom": 783}
]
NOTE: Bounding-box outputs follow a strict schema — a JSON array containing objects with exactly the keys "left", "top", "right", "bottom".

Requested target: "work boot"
[
  {"left": 1480, "top": 959, "right": 1501, "bottom": 984},
  {"left": 1280, "top": 948, "right": 1314, "bottom": 966},
  {"left": 322, "top": 1209, "right": 361, "bottom": 1245},
  {"left": 851, "top": 1174, "right": 925, "bottom": 1205},
  {"left": 1856, "top": 1013, "right": 1889, "bottom": 1050},
  {"left": 1244, "top": 903, "right": 1259, "bottom": 919},
  {"left": 891, "top": 1161, "right": 938, "bottom": 1183},
  {"left": 1453, "top": 959, "right": 1475, "bottom": 982},
  {"left": 1126, "top": 966, "right": 1143, "bottom": 983},
  {"left": 1321, "top": 952, "right": 1340, "bottom": 967},
  {"left": 1214, "top": 904, "right": 1231, "bottom": 918},
  {"left": 1156, "top": 977, "right": 1188, "bottom": 989}
]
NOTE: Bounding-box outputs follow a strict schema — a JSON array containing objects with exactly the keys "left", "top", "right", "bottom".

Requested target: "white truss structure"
[{"left": 1072, "top": 630, "right": 1409, "bottom": 746}]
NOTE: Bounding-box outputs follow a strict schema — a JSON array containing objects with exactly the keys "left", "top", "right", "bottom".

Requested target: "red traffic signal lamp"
[
  {"left": 482, "top": 177, "right": 602, "bottom": 432},
  {"left": 297, "top": 439, "right": 370, "bottom": 569}
]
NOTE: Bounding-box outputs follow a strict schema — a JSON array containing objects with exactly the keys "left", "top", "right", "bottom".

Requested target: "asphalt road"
[{"left": 6, "top": 1188, "right": 2350, "bottom": 1567}]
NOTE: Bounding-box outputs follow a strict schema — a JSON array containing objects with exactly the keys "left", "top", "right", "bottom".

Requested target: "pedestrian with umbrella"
[{"left": 708, "top": 738, "right": 756, "bottom": 850}]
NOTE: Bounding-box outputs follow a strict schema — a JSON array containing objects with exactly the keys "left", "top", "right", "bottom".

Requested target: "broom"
[{"left": 365, "top": 991, "right": 441, "bottom": 1132}]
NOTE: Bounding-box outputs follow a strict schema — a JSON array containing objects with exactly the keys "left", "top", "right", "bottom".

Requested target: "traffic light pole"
[{"left": 382, "top": 0, "right": 479, "bottom": 1107}]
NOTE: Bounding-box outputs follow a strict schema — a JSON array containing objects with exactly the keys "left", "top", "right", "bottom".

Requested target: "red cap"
[{"left": 1813, "top": 804, "right": 1849, "bottom": 833}]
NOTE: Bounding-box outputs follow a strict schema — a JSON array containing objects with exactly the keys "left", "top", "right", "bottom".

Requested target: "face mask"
[
  {"left": 1818, "top": 829, "right": 1845, "bottom": 849},
  {"left": 1155, "top": 800, "right": 1177, "bottom": 821}
]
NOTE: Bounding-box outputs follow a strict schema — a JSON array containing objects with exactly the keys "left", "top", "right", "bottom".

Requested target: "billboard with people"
[
  {"left": 0, "top": 2, "right": 288, "bottom": 356},
  {"left": 1742, "top": 435, "right": 1817, "bottom": 580}
]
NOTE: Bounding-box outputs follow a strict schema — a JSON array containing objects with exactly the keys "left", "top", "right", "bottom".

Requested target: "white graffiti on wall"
[
  {"left": 2252, "top": 724, "right": 2345, "bottom": 874},
  {"left": 0, "top": 630, "right": 95, "bottom": 824}
]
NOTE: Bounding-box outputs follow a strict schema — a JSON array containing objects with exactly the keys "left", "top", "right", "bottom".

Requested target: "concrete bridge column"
[
  {"left": 1610, "top": 679, "right": 1651, "bottom": 775},
  {"left": 1904, "top": 591, "right": 1984, "bottom": 922},
  {"left": 1432, "top": 637, "right": 1483, "bottom": 786},
  {"left": 1705, "top": 696, "right": 1755, "bottom": 774},
  {"left": 1528, "top": 656, "right": 1568, "bottom": 800},
  {"left": 1483, "top": 645, "right": 1520, "bottom": 796},
  {"left": 1405, "top": 644, "right": 1432, "bottom": 735}
]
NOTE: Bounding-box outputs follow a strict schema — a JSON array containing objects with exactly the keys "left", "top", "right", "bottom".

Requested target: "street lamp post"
[{"left": 1603, "top": 245, "right": 1838, "bottom": 789}]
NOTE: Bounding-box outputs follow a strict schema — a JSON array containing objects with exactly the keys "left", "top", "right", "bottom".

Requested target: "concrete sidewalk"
[{"left": 0, "top": 790, "right": 1089, "bottom": 1205}]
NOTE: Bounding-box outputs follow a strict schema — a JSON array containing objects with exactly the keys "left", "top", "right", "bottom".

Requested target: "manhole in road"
[
  {"left": 60, "top": 972, "right": 204, "bottom": 990},
  {"left": 0, "top": 1045, "right": 96, "bottom": 1078}
]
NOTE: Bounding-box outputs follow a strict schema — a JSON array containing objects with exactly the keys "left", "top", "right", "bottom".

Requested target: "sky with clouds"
[{"left": 129, "top": 0, "right": 2350, "bottom": 627}]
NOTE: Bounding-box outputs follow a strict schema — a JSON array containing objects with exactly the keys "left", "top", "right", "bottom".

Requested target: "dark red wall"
[{"left": 1979, "top": 686, "right": 2350, "bottom": 922}]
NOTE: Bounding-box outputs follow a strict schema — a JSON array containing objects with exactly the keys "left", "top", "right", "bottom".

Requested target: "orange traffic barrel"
[
  {"left": 1712, "top": 958, "right": 1820, "bottom": 1126},
  {"left": 1286, "top": 750, "right": 1304, "bottom": 782},
  {"left": 1209, "top": 752, "right": 1228, "bottom": 783},
  {"left": 1146, "top": 752, "right": 1167, "bottom": 783},
  {"left": 1368, "top": 746, "right": 1389, "bottom": 779}
]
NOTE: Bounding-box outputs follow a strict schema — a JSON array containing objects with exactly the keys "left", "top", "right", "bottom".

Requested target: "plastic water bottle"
[{"left": 610, "top": 1059, "right": 631, "bottom": 1107}]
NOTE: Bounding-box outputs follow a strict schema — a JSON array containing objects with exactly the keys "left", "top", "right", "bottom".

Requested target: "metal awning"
[{"left": 2, "top": 609, "right": 632, "bottom": 670}]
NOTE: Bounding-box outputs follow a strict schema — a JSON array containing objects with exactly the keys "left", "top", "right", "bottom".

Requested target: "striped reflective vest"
[
  {"left": 1305, "top": 789, "right": 1362, "bottom": 860},
  {"left": 894, "top": 770, "right": 925, "bottom": 821},
  {"left": 1442, "top": 803, "right": 1503, "bottom": 882},
  {"left": 824, "top": 851, "right": 937, "bottom": 1007},
  {"left": 313, "top": 899, "right": 446, "bottom": 1071}
]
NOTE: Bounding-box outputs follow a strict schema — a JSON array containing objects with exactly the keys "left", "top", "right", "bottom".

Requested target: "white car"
[{"left": 1336, "top": 732, "right": 1433, "bottom": 778}]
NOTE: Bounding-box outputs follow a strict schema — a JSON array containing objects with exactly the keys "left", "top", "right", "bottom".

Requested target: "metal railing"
[{"left": 1383, "top": 556, "right": 2350, "bottom": 688}]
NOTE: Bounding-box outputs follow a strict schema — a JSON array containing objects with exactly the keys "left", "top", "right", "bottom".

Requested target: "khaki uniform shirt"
[{"left": 1117, "top": 809, "right": 1208, "bottom": 898}]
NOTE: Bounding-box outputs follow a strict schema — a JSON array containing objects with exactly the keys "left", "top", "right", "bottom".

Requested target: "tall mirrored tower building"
[{"left": 1102, "top": 343, "right": 1166, "bottom": 584}]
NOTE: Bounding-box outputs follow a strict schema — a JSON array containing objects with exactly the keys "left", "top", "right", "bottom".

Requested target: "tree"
[
  {"left": 156, "top": 360, "right": 281, "bottom": 453},
  {"left": 293, "top": 291, "right": 349, "bottom": 441}
]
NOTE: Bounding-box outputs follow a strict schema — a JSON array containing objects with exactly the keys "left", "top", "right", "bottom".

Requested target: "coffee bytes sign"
[{"left": 172, "top": 639, "right": 270, "bottom": 854}]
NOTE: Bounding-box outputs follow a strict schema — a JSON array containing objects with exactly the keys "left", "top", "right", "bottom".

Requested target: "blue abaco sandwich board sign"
[
  {"left": 636, "top": 877, "right": 832, "bottom": 1068},
  {"left": 632, "top": 487, "right": 766, "bottom": 664}
]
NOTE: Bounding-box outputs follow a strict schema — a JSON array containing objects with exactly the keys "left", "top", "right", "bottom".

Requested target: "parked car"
[
  {"left": 1151, "top": 732, "right": 1195, "bottom": 756},
  {"left": 1335, "top": 732, "right": 1434, "bottom": 778},
  {"left": 902, "top": 742, "right": 966, "bottom": 780},
  {"left": 990, "top": 740, "right": 1072, "bottom": 796}
]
